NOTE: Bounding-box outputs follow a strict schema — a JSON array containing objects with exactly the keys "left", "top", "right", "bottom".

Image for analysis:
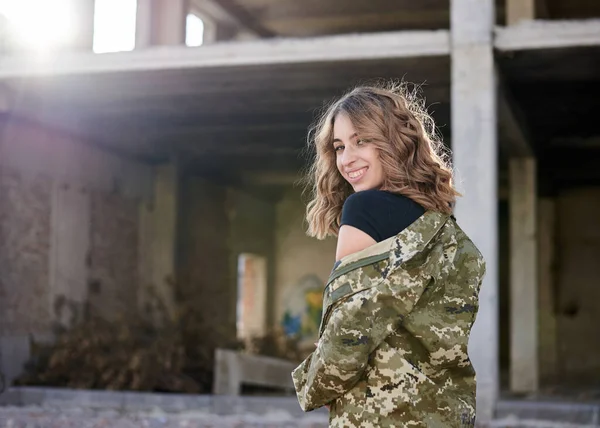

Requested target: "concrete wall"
[
  {"left": 177, "top": 177, "right": 276, "bottom": 347},
  {"left": 87, "top": 192, "right": 140, "bottom": 320},
  {"left": 228, "top": 189, "right": 275, "bottom": 333},
  {"left": 178, "top": 177, "right": 235, "bottom": 342},
  {"left": 555, "top": 187, "right": 600, "bottom": 385},
  {"left": 0, "top": 169, "right": 52, "bottom": 337},
  {"left": 274, "top": 187, "right": 336, "bottom": 352},
  {"left": 0, "top": 116, "right": 152, "bottom": 383}
]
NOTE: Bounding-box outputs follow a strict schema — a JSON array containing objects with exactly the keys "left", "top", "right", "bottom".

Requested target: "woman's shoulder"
[
  {"left": 343, "top": 190, "right": 418, "bottom": 211},
  {"left": 341, "top": 190, "right": 425, "bottom": 242}
]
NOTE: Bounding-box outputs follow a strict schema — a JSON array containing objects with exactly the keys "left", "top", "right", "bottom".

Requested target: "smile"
[{"left": 347, "top": 167, "right": 367, "bottom": 180}]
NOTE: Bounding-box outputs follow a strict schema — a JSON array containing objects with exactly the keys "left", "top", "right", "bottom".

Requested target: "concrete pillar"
[
  {"left": 0, "top": 336, "right": 30, "bottom": 386},
  {"left": 136, "top": 0, "right": 188, "bottom": 48},
  {"left": 538, "top": 197, "right": 558, "bottom": 384},
  {"left": 450, "top": 0, "right": 498, "bottom": 422},
  {"left": 138, "top": 161, "right": 180, "bottom": 322},
  {"left": 0, "top": 85, "right": 12, "bottom": 113},
  {"left": 49, "top": 182, "right": 91, "bottom": 329},
  {"left": 509, "top": 158, "right": 538, "bottom": 392},
  {"left": 69, "top": 0, "right": 96, "bottom": 51}
]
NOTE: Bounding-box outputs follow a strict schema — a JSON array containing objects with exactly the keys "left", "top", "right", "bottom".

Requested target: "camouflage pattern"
[{"left": 292, "top": 211, "right": 486, "bottom": 427}]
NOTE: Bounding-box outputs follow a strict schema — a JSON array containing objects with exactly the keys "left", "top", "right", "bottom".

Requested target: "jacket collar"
[
  {"left": 388, "top": 210, "right": 450, "bottom": 269},
  {"left": 330, "top": 210, "right": 450, "bottom": 280}
]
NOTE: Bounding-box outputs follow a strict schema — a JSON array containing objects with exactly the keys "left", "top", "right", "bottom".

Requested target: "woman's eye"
[{"left": 334, "top": 145, "right": 344, "bottom": 152}]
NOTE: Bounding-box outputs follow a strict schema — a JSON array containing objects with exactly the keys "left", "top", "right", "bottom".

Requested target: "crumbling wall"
[
  {"left": 178, "top": 177, "right": 235, "bottom": 342},
  {"left": 556, "top": 187, "right": 600, "bottom": 384},
  {"left": 0, "top": 169, "right": 52, "bottom": 337},
  {"left": 0, "top": 117, "right": 151, "bottom": 383},
  {"left": 177, "top": 177, "right": 278, "bottom": 348},
  {"left": 87, "top": 192, "right": 139, "bottom": 321},
  {"left": 274, "top": 187, "right": 336, "bottom": 352}
]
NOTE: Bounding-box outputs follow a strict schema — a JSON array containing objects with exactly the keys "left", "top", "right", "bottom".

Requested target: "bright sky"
[
  {"left": 0, "top": 0, "right": 204, "bottom": 54},
  {"left": 93, "top": 0, "right": 137, "bottom": 54},
  {"left": 186, "top": 13, "right": 204, "bottom": 47},
  {"left": 0, "top": 0, "right": 74, "bottom": 51}
]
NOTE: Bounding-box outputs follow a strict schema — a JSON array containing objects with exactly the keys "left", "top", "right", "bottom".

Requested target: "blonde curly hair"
[{"left": 304, "top": 82, "right": 459, "bottom": 240}]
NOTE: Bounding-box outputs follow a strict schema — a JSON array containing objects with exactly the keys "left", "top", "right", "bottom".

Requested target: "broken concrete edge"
[
  {"left": 496, "top": 399, "right": 600, "bottom": 426},
  {"left": 0, "top": 30, "right": 451, "bottom": 79},
  {"left": 495, "top": 19, "right": 600, "bottom": 51},
  {"left": 0, "top": 386, "right": 327, "bottom": 418}
]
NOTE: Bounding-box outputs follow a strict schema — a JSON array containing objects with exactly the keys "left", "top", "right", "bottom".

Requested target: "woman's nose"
[{"left": 341, "top": 145, "right": 357, "bottom": 166}]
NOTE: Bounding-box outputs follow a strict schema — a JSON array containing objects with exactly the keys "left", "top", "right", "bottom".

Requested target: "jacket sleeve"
[{"left": 291, "top": 269, "right": 431, "bottom": 412}]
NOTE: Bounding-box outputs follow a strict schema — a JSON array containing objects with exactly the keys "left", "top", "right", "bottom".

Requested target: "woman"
[{"left": 292, "top": 84, "right": 486, "bottom": 428}]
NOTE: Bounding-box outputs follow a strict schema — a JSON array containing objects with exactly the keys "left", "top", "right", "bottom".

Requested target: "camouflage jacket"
[{"left": 292, "top": 211, "right": 486, "bottom": 427}]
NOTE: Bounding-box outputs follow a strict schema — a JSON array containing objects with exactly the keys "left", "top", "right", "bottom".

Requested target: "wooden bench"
[{"left": 213, "top": 348, "right": 297, "bottom": 396}]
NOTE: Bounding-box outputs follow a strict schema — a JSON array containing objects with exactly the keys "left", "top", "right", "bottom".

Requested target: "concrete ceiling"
[
  {"left": 498, "top": 45, "right": 600, "bottom": 189},
  {"left": 232, "top": 0, "right": 455, "bottom": 36},
  {"left": 5, "top": 56, "right": 451, "bottom": 176},
  {"left": 1, "top": 1, "right": 600, "bottom": 196},
  {"left": 204, "top": 0, "right": 600, "bottom": 38}
]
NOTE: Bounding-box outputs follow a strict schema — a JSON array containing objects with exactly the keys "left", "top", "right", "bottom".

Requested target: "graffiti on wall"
[{"left": 280, "top": 274, "right": 323, "bottom": 342}]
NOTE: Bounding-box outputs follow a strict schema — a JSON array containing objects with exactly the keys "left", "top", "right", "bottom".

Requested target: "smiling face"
[{"left": 332, "top": 112, "right": 385, "bottom": 192}]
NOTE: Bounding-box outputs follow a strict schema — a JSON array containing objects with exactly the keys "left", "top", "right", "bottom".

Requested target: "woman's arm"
[
  {"left": 292, "top": 271, "right": 431, "bottom": 411},
  {"left": 335, "top": 225, "right": 377, "bottom": 261}
]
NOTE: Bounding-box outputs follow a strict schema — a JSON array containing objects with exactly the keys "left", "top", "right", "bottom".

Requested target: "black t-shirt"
[{"left": 340, "top": 190, "right": 425, "bottom": 242}]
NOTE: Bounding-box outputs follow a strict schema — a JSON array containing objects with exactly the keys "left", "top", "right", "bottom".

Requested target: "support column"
[
  {"left": 49, "top": 182, "right": 91, "bottom": 329},
  {"left": 69, "top": 0, "right": 96, "bottom": 51},
  {"left": 509, "top": 158, "right": 538, "bottom": 392},
  {"left": 138, "top": 161, "right": 180, "bottom": 323},
  {"left": 451, "top": 0, "right": 498, "bottom": 423},
  {"left": 0, "top": 85, "right": 12, "bottom": 113},
  {"left": 136, "top": 0, "right": 188, "bottom": 48},
  {"left": 538, "top": 197, "right": 558, "bottom": 384}
]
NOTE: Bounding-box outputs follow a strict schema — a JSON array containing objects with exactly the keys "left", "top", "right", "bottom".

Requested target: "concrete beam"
[
  {"left": 136, "top": 0, "right": 188, "bottom": 48},
  {"left": 0, "top": 30, "right": 450, "bottom": 79},
  {"left": 498, "top": 74, "right": 534, "bottom": 157},
  {"left": 451, "top": 0, "right": 498, "bottom": 423},
  {"left": 193, "top": 0, "right": 275, "bottom": 38},
  {"left": 509, "top": 157, "right": 539, "bottom": 393},
  {"left": 496, "top": 19, "right": 600, "bottom": 51},
  {"left": 213, "top": 349, "right": 295, "bottom": 395}
]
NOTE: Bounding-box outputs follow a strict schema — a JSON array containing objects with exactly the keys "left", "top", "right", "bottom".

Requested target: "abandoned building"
[{"left": 0, "top": 0, "right": 599, "bottom": 425}]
